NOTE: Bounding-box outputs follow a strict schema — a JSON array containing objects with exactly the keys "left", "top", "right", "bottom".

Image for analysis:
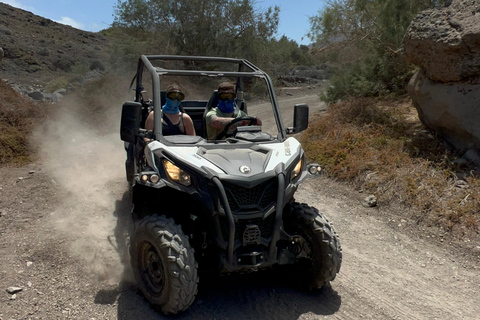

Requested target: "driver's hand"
[{"left": 239, "top": 117, "right": 262, "bottom": 126}]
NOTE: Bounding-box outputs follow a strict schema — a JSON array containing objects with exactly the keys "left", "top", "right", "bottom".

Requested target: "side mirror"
[
  {"left": 287, "top": 104, "right": 309, "bottom": 134},
  {"left": 120, "top": 101, "right": 142, "bottom": 143}
]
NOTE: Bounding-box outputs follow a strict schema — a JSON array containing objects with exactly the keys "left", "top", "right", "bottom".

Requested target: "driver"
[{"left": 206, "top": 82, "right": 262, "bottom": 140}]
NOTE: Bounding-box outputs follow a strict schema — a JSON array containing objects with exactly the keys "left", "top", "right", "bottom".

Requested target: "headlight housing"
[
  {"left": 291, "top": 158, "right": 303, "bottom": 180},
  {"left": 162, "top": 159, "right": 191, "bottom": 186}
]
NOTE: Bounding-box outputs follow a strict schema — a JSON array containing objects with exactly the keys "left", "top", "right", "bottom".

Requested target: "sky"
[{"left": 0, "top": 0, "right": 325, "bottom": 45}]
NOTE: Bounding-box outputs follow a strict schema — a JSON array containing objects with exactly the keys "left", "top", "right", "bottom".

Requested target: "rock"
[
  {"left": 362, "top": 195, "right": 377, "bottom": 208},
  {"left": 0, "top": 46, "right": 3, "bottom": 61},
  {"left": 404, "top": 0, "right": 480, "bottom": 82},
  {"left": 454, "top": 179, "right": 469, "bottom": 188},
  {"left": 54, "top": 88, "right": 67, "bottom": 95},
  {"left": 463, "top": 149, "right": 480, "bottom": 165},
  {"left": 89, "top": 60, "right": 105, "bottom": 71},
  {"left": 27, "top": 91, "right": 45, "bottom": 101},
  {"left": 44, "top": 92, "right": 63, "bottom": 102},
  {"left": 6, "top": 286, "right": 23, "bottom": 294},
  {"left": 407, "top": 69, "right": 480, "bottom": 152},
  {"left": 405, "top": 1, "right": 480, "bottom": 153}
]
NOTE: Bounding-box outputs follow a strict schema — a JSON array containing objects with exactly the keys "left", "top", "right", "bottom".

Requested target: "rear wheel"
[
  {"left": 284, "top": 202, "right": 342, "bottom": 289},
  {"left": 129, "top": 215, "right": 198, "bottom": 314}
]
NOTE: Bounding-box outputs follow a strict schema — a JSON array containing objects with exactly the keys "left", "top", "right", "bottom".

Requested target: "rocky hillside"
[{"left": 0, "top": 2, "right": 110, "bottom": 96}]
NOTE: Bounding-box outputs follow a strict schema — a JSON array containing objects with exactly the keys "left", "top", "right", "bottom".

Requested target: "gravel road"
[{"left": 1, "top": 93, "right": 479, "bottom": 320}]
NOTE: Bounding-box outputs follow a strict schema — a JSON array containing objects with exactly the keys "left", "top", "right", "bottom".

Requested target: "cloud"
[
  {"left": 1, "top": 1, "right": 86, "bottom": 31},
  {"left": 0, "top": 0, "right": 34, "bottom": 11},
  {"left": 55, "top": 16, "right": 85, "bottom": 29}
]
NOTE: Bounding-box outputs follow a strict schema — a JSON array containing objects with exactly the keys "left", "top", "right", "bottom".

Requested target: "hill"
[{"left": 0, "top": 2, "right": 110, "bottom": 91}]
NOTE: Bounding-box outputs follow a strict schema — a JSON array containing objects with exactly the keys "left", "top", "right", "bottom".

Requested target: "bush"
[
  {"left": 46, "top": 77, "right": 69, "bottom": 93},
  {"left": 0, "top": 81, "right": 42, "bottom": 164},
  {"left": 300, "top": 97, "right": 480, "bottom": 238}
]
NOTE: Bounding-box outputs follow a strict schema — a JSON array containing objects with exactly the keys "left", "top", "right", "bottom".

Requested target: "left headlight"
[
  {"left": 162, "top": 159, "right": 191, "bottom": 186},
  {"left": 291, "top": 158, "right": 303, "bottom": 180}
]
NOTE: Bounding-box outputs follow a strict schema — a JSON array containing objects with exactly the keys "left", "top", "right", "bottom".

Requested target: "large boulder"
[
  {"left": 404, "top": 0, "right": 480, "bottom": 82},
  {"left": 404, "top": 0, "right": 480, "bottom": 154},
  {"left": 407, "top": 69, "right": 480, "bottom": 151}
]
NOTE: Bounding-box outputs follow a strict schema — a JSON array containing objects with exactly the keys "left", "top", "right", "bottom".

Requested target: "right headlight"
[{"left": 162, "top": 159, "right": 191, "bottom": 186}]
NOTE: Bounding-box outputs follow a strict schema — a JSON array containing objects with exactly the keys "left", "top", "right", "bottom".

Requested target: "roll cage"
[{"left": 131, "top": 55, "right": 288, "bottom": 142}]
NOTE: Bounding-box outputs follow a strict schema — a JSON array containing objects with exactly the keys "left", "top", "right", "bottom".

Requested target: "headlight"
[
  {"left": 140, "top": 173, "right": 160, "bottom": 184},
  {"left": 292, "top": 158, "right": 303, "bottom": 180},
  {"left": 162, "top": 159, "right": 191, "bottom": 186}
]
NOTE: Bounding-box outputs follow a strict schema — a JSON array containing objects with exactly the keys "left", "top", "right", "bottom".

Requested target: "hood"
[{"left": 201, "top": 148, "right": 271, "bottom": 176}]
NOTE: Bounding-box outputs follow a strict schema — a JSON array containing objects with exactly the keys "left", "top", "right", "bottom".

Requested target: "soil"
[{"left": 1, "top": 92, "right": 480, "bottom": 320}]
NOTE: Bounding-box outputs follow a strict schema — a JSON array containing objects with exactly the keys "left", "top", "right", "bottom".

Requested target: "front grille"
[
  {"left": 223, "top": 179, "right": 277, "bottom": 214},
  {"left": 219, "top": 214, "right": 276, "bottom": 241}
]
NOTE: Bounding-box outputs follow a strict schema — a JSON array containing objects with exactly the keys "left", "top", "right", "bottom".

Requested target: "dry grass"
[
  {"left": 300, "top": 97, "right": 480, "bottom": 239},
  {"left": 0, "top": 81, "right": 46, "bottom": 165}
]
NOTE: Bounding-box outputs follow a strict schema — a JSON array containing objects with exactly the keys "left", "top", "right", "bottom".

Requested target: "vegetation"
[
  {"left": 110, "top": 0, "right": 313, "bottom": 74},
  {"left": 0, "top": 81, "right": 43, "bottom": 164},
  {"left": 300, "top": 98, "right": 479, "bottom": 238},
  {"left": 308, "top": 0, "right": 446, "bottom": 102}
]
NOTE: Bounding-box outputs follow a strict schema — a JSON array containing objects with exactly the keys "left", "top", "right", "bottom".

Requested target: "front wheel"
[
  {"left": 129, "top": 215, "right": 198, "bottom": 314},
  {"left": 284, "top": 202, "right": 342, "bottom": 289}
]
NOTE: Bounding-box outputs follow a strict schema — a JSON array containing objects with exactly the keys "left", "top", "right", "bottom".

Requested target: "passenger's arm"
[
  {"left": 145, "top": 111, "right": 154, "bottom": 131},
  {"left": 183, "top": 114, "right": 196, "bottom": 136}
]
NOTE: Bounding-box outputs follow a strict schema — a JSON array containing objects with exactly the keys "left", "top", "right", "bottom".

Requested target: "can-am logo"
[{"left": 239, "top": 165, "right": 251, "bottom": 174}]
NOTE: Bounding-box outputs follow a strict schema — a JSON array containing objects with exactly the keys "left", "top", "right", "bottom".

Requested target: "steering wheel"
[{"left": 216, "top": 116, "right": 257, "bottom": 140}]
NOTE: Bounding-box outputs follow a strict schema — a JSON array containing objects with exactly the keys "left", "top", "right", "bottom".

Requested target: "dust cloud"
[{"left": 33, "top": 98, "right": 132, "bottom": 284}]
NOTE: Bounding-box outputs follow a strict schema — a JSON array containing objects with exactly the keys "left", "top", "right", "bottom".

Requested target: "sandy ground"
[{"left": 1, "top": 92, "right": 479, "bottom": 320}]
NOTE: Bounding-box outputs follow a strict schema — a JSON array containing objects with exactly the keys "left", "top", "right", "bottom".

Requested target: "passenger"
[
  {"left": 206, "top": 82, "right": 262, "bottom": 140},
  {"left": 145, "top": 84, "right": 196, "bottom": 136}
]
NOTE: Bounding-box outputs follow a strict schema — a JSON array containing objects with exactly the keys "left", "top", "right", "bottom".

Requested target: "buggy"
[{"left": 120, "top": 55, "right": 342, "bottom": 314}]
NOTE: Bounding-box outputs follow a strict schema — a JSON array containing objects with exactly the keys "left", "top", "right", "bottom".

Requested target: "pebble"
[
  {"left": 6, "top": 286, "right": 23, "bottom": 294},
  {"left": 362, "top": 195, "right": 377, "bottom": 207}
]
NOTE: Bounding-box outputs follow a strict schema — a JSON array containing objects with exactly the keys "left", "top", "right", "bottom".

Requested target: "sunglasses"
[
  {"left": 218, "top": 91, "right": 236, "bottom": 101},
  {"left": 166, "top": 91, "right": 185, "bottom": 101}
]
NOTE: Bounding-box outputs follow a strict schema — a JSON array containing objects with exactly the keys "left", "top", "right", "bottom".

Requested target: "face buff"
[
  {"left": 217, "top": 99, "right": 235, "bottom": 113},
  {"left": 162, "top": 97, "right": 181, "bottom": 114}
]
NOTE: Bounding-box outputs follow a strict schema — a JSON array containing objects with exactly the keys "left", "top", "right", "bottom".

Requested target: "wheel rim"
[{"left": 139, "top": 241, "right": 165, "bottom": 295}]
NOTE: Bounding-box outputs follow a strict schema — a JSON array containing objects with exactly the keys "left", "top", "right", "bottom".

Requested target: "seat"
[{"left": 202, "top": 90, "right": 219, "bottom": 138}]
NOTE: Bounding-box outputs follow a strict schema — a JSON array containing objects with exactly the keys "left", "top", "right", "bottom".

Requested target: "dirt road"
[{"left": 1, "top": 93, "right": 479, "bottom": 320}]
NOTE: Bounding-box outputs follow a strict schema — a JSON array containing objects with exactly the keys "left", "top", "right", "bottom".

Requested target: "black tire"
[
  {"left": 129, "top": 215, "right": 198, "bottom": 314},
  {"left": 284, "top": 202, "right": 342, "bottom": 289}
]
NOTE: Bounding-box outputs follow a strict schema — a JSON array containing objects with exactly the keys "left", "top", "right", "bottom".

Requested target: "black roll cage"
[{"left": 133, "top": 55, "right": 287, "bottom": 141}]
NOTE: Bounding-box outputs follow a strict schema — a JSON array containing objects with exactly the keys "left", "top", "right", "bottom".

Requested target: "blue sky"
[{"left": 0, "top": 0, "right": 325, "bottom": 45}]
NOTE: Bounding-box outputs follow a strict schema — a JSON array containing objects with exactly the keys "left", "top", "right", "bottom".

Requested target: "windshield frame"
[{"left": 133, "top": 55, "right": 287, "bottom": 143}]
